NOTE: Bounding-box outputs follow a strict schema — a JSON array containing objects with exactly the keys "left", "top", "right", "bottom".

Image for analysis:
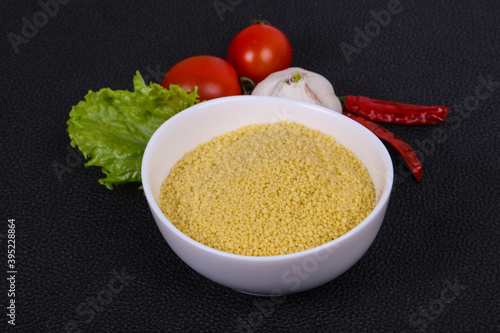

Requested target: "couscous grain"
[{"left": 159, "top": 121, "right": 376, "bottom": 256}]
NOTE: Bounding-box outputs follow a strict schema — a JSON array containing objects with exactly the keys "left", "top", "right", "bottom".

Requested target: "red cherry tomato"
[
  {"left": 161, "top": 55, "right": 241, "bottom": 101},
  {"left": 227, "top": 24, "right": 292, "bottom": 83}
]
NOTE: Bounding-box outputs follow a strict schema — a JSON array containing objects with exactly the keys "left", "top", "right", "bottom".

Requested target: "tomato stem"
[
  {"left": 240, "top": 77, "right": 256, "bottom": 95},
  {"left": 250, "top": 14, "right": 271, "bottom": 25}
]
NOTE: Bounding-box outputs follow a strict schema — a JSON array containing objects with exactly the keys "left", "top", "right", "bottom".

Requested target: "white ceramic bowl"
[{"left": 142, "top": 95, "right": 393, "bottom": 296}]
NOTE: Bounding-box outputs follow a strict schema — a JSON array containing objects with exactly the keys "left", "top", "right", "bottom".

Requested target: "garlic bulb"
[{"left": 251, "top": 67, "right": 342, "bottom": 113}]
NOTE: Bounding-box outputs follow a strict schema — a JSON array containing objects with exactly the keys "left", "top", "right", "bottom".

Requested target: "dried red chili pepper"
[
  {"left": 340, "top": 95, "right": 449, "bottom": 125},
  {"left": 344, "top": 112, "right": 423, "bottom": 182}
]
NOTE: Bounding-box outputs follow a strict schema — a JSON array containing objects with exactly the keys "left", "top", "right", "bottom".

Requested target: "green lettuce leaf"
[{"left": 67, "top": 71, "right": 199, "bottom": 189}]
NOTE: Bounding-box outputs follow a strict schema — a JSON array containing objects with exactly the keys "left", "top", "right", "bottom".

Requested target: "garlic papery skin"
[{"left": 251, "top": 67, "right": 342, "bottom": 113}]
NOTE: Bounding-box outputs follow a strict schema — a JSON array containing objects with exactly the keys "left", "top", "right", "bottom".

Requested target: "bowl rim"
[{"left": 142, "top": 95, "right": 394, "bottom": 262}]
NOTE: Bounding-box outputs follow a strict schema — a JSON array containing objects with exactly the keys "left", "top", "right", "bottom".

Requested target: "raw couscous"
[{"left": 159, "top": 121, "right": 376, "bottom": 256}]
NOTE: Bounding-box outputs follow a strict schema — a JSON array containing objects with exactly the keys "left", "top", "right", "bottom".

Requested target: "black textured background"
[{"left": 2, "top": 0, "right": 499, "bottom": 332}]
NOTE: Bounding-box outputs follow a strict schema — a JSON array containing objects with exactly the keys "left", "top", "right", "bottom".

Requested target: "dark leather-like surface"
[{"left": 2, "top": 0, "right": 499, "bottom": 332}]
